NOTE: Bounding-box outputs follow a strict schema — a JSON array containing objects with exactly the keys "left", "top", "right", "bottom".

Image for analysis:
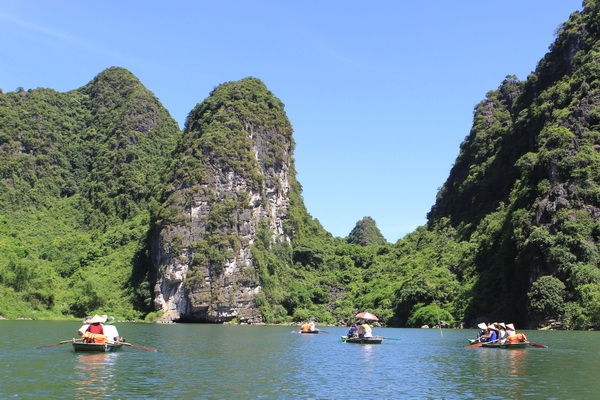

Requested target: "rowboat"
[
  {"left": 72, "top": 339, "right": 124, "bottom": 352},
  {"left": 300, "top": 329, "right": 319, "bottom": 334},
  {"left": 341, "top": 336, "right": 383, "bottom": 344}
]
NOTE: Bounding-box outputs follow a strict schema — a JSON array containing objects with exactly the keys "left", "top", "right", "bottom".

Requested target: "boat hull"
[
  {"left": 300, "top": 330, "right": 319, "bottom": 334},
  {"left": 481, "top": 342, "right": 529, "bottom": 349},
  {"left": 341, "top": 336, "right": 383, "bottom": 344},
  {"left": 72, "top": 339, "right": 124, "bottom": 352}
]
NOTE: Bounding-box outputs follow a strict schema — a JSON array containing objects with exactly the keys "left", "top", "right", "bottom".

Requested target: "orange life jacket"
[
  {"left": 82, "top": 332, "right": 108, "bottom": 344},
  {"left": 507, "top": 333, "right": 528, "bottom": 343}
]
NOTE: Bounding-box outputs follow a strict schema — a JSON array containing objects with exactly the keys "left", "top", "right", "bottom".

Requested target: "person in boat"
[
  {"left": 347, "top": 323, "right": 358, "bottom": 338},
  {"left": 496, "top": 322, "right": 508, "bottom": 344},
  {"left": 358, "top": 321, "right": 373, "bottom": 338},
  {"left": 77, "top": 314, "right": 97, "bottom": 336},
  {"left": 76, "top": 315, "right": 92, "bottom": 339},
  {"left": 309, "top": 321, "right": 316, "bottom": 331},
  {"left": 78, "top": 314, "right": 108, "bottom": 343},
  {"left": 300, "top": 322, "right": 311, "bottom": 332},
  {"left": 478, "top": 323, "right": 498, "bottom": 343},
  {"left": 475, "top": 322, "right": 488, "bottom": 342},
  {"left": 505, "top": 323, "right": 516, "bottom": 337},
  {"left": 102, "top": 315, "right": 123, "bottom": 343},
  {"left": 486, "top": 323, "right": 499, "bottom": 343}
]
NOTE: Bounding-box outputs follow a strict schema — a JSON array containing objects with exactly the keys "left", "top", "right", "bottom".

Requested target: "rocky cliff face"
[{"left": 151, "top": 78, "right": 295, "bottom": 323}]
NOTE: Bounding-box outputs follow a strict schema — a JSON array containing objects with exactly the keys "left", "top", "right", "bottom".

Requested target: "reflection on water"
[
  {"left": 74, "top": 352, "right": 118, "bottom": 398},
  {"left": 507, "top": 348, "right": 528, "bottom": 377},
  {"left": 506, "top": 350, "right": 528, "bottom": 399},
  {"left": 469, "top": 345, "right": 531, "bottom": 396}
]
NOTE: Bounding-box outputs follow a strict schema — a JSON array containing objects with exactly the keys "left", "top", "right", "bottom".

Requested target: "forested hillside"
[
  {"left": 0, "top": 67, "right": 179, "bottom": 319},
  {"left": 429, "top": 0, "right": 600, "bottom": 329},
  {"left": 1, "top": 1, "right": 600, "bottom": 329}
]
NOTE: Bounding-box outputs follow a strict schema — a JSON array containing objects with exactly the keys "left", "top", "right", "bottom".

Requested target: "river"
[{"left": 1, "top": 321, "right": 598, "bottom": 399}]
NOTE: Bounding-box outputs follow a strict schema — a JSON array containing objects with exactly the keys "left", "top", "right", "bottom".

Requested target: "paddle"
[
  {"left": 318, "top": 329, "right": 330, "bottom": 334},
  {"left": 465, "top": 339, "right": 498, "bottom": 348},
  {"left": 382, "top": 337, "right": 401, "bottom": 341},
  {"left": 122, "top": 342, "right": 157, "bottom": 352},
  {"left": 36, "top": 340, "right": 72, "bottom": 349},
  {"left": 528, "top": 342, "right": 548, "bottom": 348}
]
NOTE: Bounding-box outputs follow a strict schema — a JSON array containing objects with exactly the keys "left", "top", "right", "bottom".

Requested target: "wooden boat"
[
  {"left": 300, "top": 329, "right": 319, "bottom": 334},
  {"left": 72, "top": 339, "right": 124, "bottom": 352},
  {"left": 341, "top": 335, "right": 383, "bottom": 344},
  {"left": 482, "top": 342, "right": 529, "bottom": 349}
]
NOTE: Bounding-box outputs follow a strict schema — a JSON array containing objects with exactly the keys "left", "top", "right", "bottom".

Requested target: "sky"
[{"left": 0, "top": 1, "right": 584, "bottom": 242}]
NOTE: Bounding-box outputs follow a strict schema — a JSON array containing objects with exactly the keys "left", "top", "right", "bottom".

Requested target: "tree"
[{"left": 528, "top": 276, "right": 566, "bottom": 323}]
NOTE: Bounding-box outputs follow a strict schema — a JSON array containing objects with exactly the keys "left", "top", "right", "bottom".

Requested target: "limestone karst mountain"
[
  {"left": 427, "top": 1, "right": 600, "bottom": 327},
  {"left": 151, "top": 77, "right": 306, "bottom": 323}
]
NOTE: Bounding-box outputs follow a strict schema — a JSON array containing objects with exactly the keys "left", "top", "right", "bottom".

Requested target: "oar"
[
  {"left": 36, "top": 340, "right": 72, "bottom": 349},
  {"left": 466, "top": 339, "right": 498, "bottom": 348},
  {"left": 382, "top": 337, "right": 401, "bottom": 341},
  {"left": 122, "top": 342, "right": 157, "bottom": 352},
  {"left": 466, "top": 342, "right": 484, "bottom": 348},
  {"left": 528, "top": 342, "right": 548, "bottom": 348},
  {"left": 319, "top": 329, "right": 330, "bottom": 334}
]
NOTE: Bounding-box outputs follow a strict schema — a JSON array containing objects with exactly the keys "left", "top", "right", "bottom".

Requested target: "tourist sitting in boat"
[
  {"left": 102, "top": 315, "right": 124, "bottom": 343},
  {"left": 78, "top": 314, "right": 100, "bottom": 336},
  {"left": 300, "top": 322, "right": 312, "bottom": 332},
  {"left": 78, "top": 314, "right": 108, "bottom": 343},
  {"left": 475, "top": 322, "right": 488, "bottom": 342},
  {"left": 309, "top": 321, "right": 316, "bottom": 331},
  {"left": 478, "top": 323, "right": 498, "bottom": 343},
  {"left": 347, "top": 323, "right": 358, "bottom": 338},
  {"left": 358, "top": 321, "right": 373, "bottom": 338},
  {"left": 505, "top": 323, "right": 516, "bottom": 336},
  {"left": 77, "top": 315, "right": 93, "bottom": 340},
  {"left": 496, "top": 322, "right": 508, "bottom": 344}
]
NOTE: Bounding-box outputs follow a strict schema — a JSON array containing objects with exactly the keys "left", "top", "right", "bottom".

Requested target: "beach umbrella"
[{"left": 355, "top": 312, "right": 379, "bottom": 321}]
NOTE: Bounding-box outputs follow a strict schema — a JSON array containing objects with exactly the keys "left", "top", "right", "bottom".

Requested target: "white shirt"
[
  {"left": 102, "top": 325, "right": 120, "bottom": 343},
  {"left": 78, "top": 323, "right": 90, "bottom": 336}
]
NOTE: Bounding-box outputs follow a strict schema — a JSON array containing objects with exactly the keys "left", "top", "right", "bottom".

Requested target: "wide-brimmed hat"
[
  {"left": 104, "top": 316, "right": 116, "bottom": 325},
  {"left": 487, "top": 323, "right": 498, "bottom": 330},
  {"left": 497, "top": 322, "right": 506, "bottom": 329},
  {"left": 89, "top": 314, "right": 106, "bottom": 324},
  {"left": 477, "top": 322, "right": 487, "bottom": 330},
  {"left": 506, "top": 323, "right": 515, "bottom": 330}
]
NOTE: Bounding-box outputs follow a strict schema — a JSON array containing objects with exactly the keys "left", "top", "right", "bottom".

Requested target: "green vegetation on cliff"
[
  {"left": 428, "top": 0, "right": 600, "bottom": 329},
  {"left": 0, "top": 67, "right": 179, "bottom": 320}
]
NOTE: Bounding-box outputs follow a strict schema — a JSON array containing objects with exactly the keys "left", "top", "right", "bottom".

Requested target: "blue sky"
[{"left": 0, "top": 1, "right": 583, "bottom": 242}]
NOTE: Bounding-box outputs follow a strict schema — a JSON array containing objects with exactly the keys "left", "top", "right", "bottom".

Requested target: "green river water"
[{"left": 1, "top": 320, "right": 598, "bottom": 399}]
